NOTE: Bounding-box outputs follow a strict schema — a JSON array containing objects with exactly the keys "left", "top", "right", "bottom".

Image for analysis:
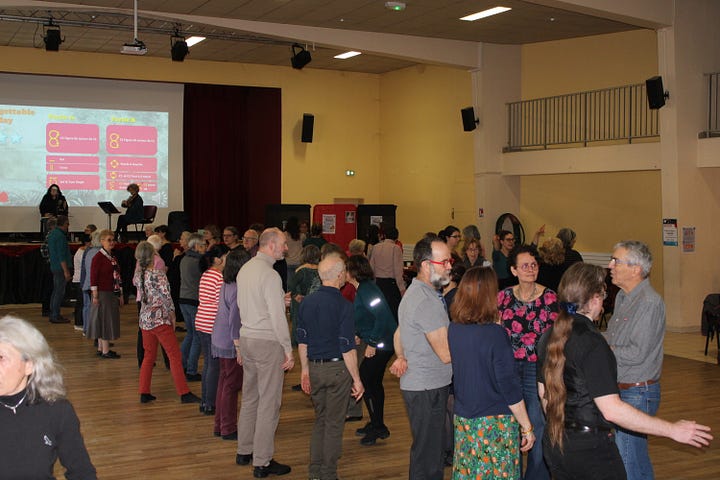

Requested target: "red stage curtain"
[{"left": 183, "top": 84, "right": 281, "bottom": 231}]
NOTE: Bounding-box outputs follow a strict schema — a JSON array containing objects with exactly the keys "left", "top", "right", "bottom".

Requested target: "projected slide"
[{"left": 0, "top": 105, "right": 168, "bottom": 207}]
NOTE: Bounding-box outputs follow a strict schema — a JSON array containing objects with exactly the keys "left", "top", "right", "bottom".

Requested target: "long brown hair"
[
  {"left": 543, "top": 262, "right": 605, "bottom": 450},
  {"left": 450, "top": 266, "right": 498, "bottom": 325}
]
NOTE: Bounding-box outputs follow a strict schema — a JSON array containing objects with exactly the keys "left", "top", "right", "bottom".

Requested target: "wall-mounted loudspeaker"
[
  {"left": 461, "top": 106, "right": 478, "bottom": 131},
  {"left": 301, "top": 113, "right": 314, "bottom": 143},
  {"left": 646, "top": 76, "right": 668, "bottom": 110}
]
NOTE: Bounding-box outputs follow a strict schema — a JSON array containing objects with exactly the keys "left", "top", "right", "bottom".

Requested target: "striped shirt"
[{"left": 195, "top": 268, "right": 223, "bottom": 334}]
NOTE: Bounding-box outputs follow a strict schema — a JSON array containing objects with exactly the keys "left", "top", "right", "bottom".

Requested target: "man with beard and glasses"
[{"left": 390, "top": 235, "right": 453, "bottom": 480}]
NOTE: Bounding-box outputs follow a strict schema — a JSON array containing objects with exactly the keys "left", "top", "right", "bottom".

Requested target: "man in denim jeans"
[{"left": 606, "top": 240, "right": 665, "bottom": 480}]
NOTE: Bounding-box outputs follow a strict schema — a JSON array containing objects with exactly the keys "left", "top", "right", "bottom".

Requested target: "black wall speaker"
[
  {"left": 461, "top": 106, "right": 477, "bottom": 131},
  {"left": 301, "top": 113, "right": 314, "bottom": 143},
  {"left": 646, "top": 76, "right": 666, "bottom": 110}
]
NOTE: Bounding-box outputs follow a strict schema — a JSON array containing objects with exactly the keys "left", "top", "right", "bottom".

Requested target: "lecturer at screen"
[
  {"left": 39, "top": 184, "right": 69, "bottom": 234},
  {"left": 39, "top": 183, "right": 69, "bottom": 218},
  {"left": 115, "top": 183, "right": 144, "bottom": 241}
]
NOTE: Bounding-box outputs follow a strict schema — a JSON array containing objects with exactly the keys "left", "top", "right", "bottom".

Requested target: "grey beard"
[{"left": 430, "top": 269, "right": 450, "bottom": 289}]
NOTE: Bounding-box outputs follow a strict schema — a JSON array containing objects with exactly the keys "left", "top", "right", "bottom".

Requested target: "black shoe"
[
  {"left": 222, "top": 431, "right": 238, "bottom": 440},
  {"left": 355, "top": 422, "right": 373, "bottom": 436},
  {"left": 181, "top": 392, "right": 201, "bottom": 404},
  {"left": 49, "top": 316, "right": 70, "bottom": 324},
  {"left": 140, "top": 393, "right": 157, "bottom": 403},
  {"left": 253, "top": 460, "right": 291, "bottom": 478},
  {"left": 204, "top": 407, "right": 216, "bottom": 416},
  {"left": 213, "top": 431, "right": 221, "bottom": 437},
  {"left": 96, "top": 351, "right": 103, "bottom": 357},
  {"left": 236, "top": 453, "right": 253, "bottom": 466},
  {"left": 186, "top": 373, "right": 201, "bottom": 382},
  {"left": 360, "top": 426, "right": 390, "bottom": 446},
  {"left": 291, "top": 383, "right": 302, "bottom": 391},
  {"left": 345, "top": 415, "right": 363, "bottom": 422},
  {"left": 101, "top": 350, "right": 121, "bottom": 359}
]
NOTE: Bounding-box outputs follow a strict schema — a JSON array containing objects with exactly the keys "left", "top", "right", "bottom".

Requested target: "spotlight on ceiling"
[
  {"left": 171, "top": 34, "right": 189, "bottom": 62},
  {"left": 43, "top": 22, "right": 63, "bottom": 52},
  {"left": 291, "top": 43, "right": 312, "bottom": 70}
]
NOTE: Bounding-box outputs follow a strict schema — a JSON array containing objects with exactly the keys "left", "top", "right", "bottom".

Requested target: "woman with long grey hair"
[
  {"left": 133, "top": 241, "right": 200, "bottom": 405},
  {"left": 0, "top": 315, "right": 97, "bottom": 479}
]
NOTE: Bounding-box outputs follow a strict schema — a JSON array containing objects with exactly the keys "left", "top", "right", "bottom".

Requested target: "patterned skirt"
[{"left": 453, "top": 414, "right": 521, "bottom": 480}]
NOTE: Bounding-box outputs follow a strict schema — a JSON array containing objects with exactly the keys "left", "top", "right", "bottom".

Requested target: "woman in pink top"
[{"left": 195, "top": 246, "right": 227, "bottom": 415}]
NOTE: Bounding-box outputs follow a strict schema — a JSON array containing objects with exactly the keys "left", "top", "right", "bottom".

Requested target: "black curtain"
[{"left": 183, "top": 84, "right": 281, "bottom": 231}]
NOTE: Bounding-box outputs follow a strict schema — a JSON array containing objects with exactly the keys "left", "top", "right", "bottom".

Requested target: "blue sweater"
[{"left": 448, "top": 322, "right": 522, "bottom": 419}]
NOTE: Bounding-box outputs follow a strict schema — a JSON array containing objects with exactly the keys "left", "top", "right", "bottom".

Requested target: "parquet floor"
[{"left": 1, "top": 303, "right": 718, "bottom": 480}]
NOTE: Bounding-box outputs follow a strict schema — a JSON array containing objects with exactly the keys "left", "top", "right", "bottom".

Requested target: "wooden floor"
[{"left": 1, "top": 303, "right": 718, "bottom": 480}]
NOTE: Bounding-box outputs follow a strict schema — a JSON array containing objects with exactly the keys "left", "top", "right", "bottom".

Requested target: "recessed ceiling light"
[
  {"left": 185, "top": 36, "right": 206, "bottom": 47},
  {"left": 334, "top": 51, "right": 362, "bottom": 59},
  {"left": 460, "top": 6, "right": 511, "bottom": 21}
]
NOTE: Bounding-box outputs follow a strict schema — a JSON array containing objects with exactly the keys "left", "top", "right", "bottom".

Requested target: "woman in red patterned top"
[
  {"left": 88, "top": 230, "right": 123, "bottom": 359},
  {"left": 497, "top": 244, "right": 559, "bottom": 480},
  {"left": 134, "top": 241, "right": 200, "bottom": 404},
  {"left": 195, "top": 246, "right": 228, "bottom": 415}
]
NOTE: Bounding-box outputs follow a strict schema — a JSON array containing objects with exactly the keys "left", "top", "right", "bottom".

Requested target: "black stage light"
[
  {"left": 44, "top": 25, "right": 63, "bottom": 52},
  {"left": 171, "top": 36, "right": 189, "bottom": 62},
  {"left": 291, "top": 43, "right": 312, "bottom": 69}
]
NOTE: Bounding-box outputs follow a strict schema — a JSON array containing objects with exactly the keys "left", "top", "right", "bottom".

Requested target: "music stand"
[{"left": 98, "top": 201, "right": 121, "bottom": 230}]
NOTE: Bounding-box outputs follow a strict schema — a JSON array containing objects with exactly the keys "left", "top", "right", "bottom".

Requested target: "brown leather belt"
[{"left": 617, "top": 379, "right": 658, "bottom": 390}]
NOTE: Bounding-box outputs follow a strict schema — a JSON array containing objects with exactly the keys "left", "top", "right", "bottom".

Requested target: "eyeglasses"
[
  {"left": 242, "top": 236, "right": 258, "bottom": 242},
  {"left": 503, "top": 237, "right": 515, "bottom": 242},
  {"left": 609, "top": 257, "right": 634, "bottom": 266},
  {"left": 449, "top": 234, "right": 461, "bottom": 239},
  {"left": 518, "top": 262, "right": 538, "bottom": 271},
  {"left": 427, "top": 258, "right": 454, "bottom": 267}
]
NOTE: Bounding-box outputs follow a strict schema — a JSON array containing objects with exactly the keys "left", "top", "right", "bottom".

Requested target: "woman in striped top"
[{"left": 195, "top": 245, "right": 228, "bottom": 416}]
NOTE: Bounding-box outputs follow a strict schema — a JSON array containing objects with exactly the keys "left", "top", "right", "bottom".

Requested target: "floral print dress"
[{"left": 498, "top": 287, "right": 559, "bottom": 362}]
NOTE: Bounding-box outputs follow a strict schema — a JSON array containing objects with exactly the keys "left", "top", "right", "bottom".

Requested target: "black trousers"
[
  {"left": 375, "top": 277, "right": 401, "bottom": 321},
  {"left": 359, "top": 348, "right": 393, "bottom": 429},
  {"left": 402, "top": 385, "right": 449, "bottom": 480},
  {"left": 543, "top": 430, "right": 627, "bottom": 480}
]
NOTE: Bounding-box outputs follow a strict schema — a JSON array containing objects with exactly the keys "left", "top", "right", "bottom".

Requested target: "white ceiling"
[{"left": 0, "top": 1, "right": 647, "bottom": 73}]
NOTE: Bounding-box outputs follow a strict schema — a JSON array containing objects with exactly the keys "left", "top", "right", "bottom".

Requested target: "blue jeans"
[
  {"left": 198, "top": 331, "right": 219, "bottom": 409},
  {"left": 82, "top": 290, "right": 92, "bottom": 335},
  {"left": 516, "top": 360, "right": 550, "bottom": 480},
  {"left": 179, "top": 304, "right": 200, "bottom": 375},
  {"left": 616, "top": 382, "right": 661, "bottom": 480},
  {"left": 49, "top": 269, "right": 67, "bottom": 321}
]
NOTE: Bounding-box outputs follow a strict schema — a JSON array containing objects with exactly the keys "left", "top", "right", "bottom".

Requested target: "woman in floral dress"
[{"left": 498, "top": 244, "right": 558, "bottom": 480}]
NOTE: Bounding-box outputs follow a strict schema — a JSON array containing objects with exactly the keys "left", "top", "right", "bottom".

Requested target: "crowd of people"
[{"left": 16, "top": 212, "right": 714, "bottom": 479}]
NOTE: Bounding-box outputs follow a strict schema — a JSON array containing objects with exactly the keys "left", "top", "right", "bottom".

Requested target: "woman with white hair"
[{"left": 0, "top": 315, "right": 97, "bottom": 479}]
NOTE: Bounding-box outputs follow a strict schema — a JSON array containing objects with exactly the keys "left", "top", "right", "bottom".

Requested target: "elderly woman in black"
[
  {"left": 0, "top": 315, "right": 96, "bottom": 479},
  {"left": 537, "top": 263, "right": 712, "bottom": 479}
]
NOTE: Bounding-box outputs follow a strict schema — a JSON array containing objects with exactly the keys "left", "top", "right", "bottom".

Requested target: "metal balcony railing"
[
  {"left": 701, "top": 72, "right": 720, "bottom": 137},
  {"left": 505, "top": 84, "right": 660, "bottom": 151}
]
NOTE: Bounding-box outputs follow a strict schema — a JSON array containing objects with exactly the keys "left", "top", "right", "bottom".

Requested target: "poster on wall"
[
  {"left": 682, "top": 226, "right": 695, "bottom": 253},
  {"left": 370, "top": 215, "right": 383, "bottom": 227},
  {"left": 662, "top": 218, "right": 678, "bottom": 246},
  {"left": 322, "top": 214, "right": 336, "bottom": 234},
  {"left": 345, "top": 211, "right": 356, "bottom": 224}
]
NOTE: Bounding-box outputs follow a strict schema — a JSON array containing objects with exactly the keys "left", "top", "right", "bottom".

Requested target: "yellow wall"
[
  {"left": 518, "top": 30, "right": 664, "bottom": 293},
  {"left": 379, "top": 65, "right": 475, "bottom": 244},
  {"left": 520, "top": 171, "right": 664, "bottom": 292},
  {"left": 521, "top": 29, "right": 658, "bottom": 98}
]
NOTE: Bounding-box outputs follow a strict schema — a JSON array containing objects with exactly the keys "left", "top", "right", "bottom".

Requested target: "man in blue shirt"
[
  {"left": 298, "top": 254, "right": 364, "bottom": 480},
  {"left": 48, "top": 215, "right": 72, "bottom": 324}
]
